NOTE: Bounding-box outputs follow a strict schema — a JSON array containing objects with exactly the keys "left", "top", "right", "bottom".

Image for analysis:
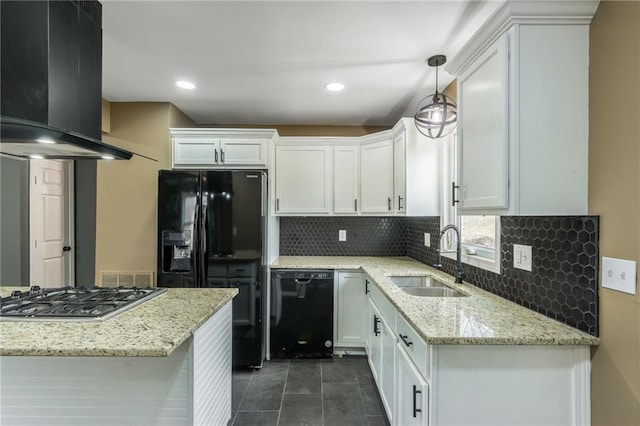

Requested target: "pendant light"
[{"left": 414, "top": 55, "right": 457, "bottom": 139}]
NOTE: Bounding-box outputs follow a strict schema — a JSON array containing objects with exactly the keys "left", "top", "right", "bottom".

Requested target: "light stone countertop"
[
  {"left": 0, "top": 288, "right": 238, "bottom": 357},
  {"left": 272, "top": 256, "right": 599, "bottom": 346}
]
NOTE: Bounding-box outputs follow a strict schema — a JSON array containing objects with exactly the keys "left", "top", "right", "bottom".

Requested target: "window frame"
[{"left": 440, "top": 132, "right": 501, "bottom": 275}]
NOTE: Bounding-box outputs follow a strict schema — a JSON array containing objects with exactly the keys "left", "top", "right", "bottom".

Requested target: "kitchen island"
[
  {"left": 0, "top": 288, "right": 237, "bottom": 425},
  {"left": 272, "top": 256, "right": 599, "bottom": 426}
]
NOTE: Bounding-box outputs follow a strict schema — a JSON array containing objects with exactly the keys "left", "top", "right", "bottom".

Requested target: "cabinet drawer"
[
  {"left": 368, "top": 279, "right": 396, "bottom": 330},
  {"left": 396, "top": 313, "right": 430, "bottom": 380}
]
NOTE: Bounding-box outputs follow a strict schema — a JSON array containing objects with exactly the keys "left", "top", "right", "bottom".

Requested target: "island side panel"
[
  {"left": 192, "top": 301, "right": 232, "bottom": 425},
  {"left": 0, "top": 344, "right": 192, "bottom": 425},
  {"left": 0, "top": 299, "right": 235, "bottom": 426},
  {"left": 431, "top": 345, "right": 591, "bottom": 426}
]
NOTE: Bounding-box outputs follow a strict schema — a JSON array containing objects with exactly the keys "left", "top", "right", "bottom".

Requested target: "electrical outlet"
[
  {"left": 602, "top": 257, "right": 636, "bottom": 295},
  {"left": 513, "top": 244, "right": 532, "bottom": 271},
  {"left": 424, "top": 233, "right": 430, "bottom": 247},
  {"left": 339, "top": 230, "right": 347, "bottom": 242}
]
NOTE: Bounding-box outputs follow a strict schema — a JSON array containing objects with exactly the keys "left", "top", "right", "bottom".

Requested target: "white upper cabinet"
[
  {"left": 394, "top": 118, "right": 441, "bottom": 217},
  {"left": 274, "top": 145, "right": 332, "bottom": 214},
  {"left": 360, "top": 139, "right": 394, "bottom": 214},
  {"left": 457, "top": 35, "right": 509, "bottom": 211},
  {"left": 334, "top": 145, "right": 360, "bottom": 214},
  {"left": 447, "top": 1, "right": 596, "bottom": 215},
  {"left": 171, "top": 129, "right": 274, "bottom": 169}
]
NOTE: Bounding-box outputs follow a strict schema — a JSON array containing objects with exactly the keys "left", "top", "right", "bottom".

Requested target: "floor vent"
[{"left": 100, "top": 271, "right": 154, "bottom": 287}]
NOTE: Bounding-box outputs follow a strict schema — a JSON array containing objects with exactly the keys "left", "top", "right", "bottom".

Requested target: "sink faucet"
[{"left": 434, "top": 224, "right": 465, "bottom": 283}]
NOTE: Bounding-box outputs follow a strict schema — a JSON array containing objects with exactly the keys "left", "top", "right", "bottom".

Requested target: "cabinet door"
[
  {"left": 336, "top": 272, "right": 366, "bottom": 346},
  {"left": 367, "top": 299, "right": 382, "bottom": 383},
  {"left": 380, "top": 316, "right": 396, "bottom": 423},
  {"left": 396, "top": 344, "right": 429, "bottom": 426},
  {"left": 275, "top": 145, "right": 332, "bottom": 214},
  {"left": 334, "top": 146, "right": 359, "bottom": 214},
  {"left": 174, "top": 137, "right": 218, "bottom": 167},
  {"left": 393, "top": 133, "right": 406, "bottom": 214},
  {"left": 457, "top": 34, "right": 509, "bottom": 211},
  {"left": 220, "top": 139, "right": 267, "bottom": 166},
  {"left": 360, "top": 140, "right": 394, "bottom": 214}
]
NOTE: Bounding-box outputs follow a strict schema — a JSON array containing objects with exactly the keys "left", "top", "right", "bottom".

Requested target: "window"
[{"left": 441, "top": 132, "right": 501, "bottom": 274}]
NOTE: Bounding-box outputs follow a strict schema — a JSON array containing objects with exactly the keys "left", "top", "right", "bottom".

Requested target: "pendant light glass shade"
[{"left": 414, "top": 55, "right": 457, "bottom": 139}]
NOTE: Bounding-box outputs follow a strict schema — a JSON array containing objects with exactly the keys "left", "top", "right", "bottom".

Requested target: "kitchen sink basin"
[
  {"left": 401, "top": 286, "right": 467, "bottom": 298},
  {"left": 388, "top": 275, "right": 450, "bottom": 288}
]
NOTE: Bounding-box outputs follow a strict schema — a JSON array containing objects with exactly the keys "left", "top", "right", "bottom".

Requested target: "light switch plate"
[
  {"left": 424, "top": 233, "right": 430, "bottom": 247},
  {"left": 602, "top": 257, "right": 636, "bottom": 295},
  {"left": 513, "top": 244, "right": 532, "bottom": 271},
  {"left": 339, "top": 230, "right": 347, "bottom": 242}
]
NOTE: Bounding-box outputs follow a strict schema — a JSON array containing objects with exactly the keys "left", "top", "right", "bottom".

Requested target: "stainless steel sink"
[
  {"left": 388, "top": 275, "right": 449, "bottom": 288},
  {"left": 388, "top": 275, "right": 468, "bottom": 297},
  {"left": 401, "top": 286, "right": 467, "bottom": 297}
]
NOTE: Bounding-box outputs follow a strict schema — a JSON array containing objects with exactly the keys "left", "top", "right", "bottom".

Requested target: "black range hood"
[{"left": 0, "top": 0, "right": 136, "bottom": 161}]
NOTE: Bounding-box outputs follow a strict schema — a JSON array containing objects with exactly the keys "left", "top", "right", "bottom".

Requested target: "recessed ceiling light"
[
  {"left": 101, "top": 155, "right": 114, "bottom": 160},
  {"left": 30, "top": 155, "right": 44, "bottom": 160},
  {"left": 325, "top": 82, "right": 345, "bottom": 92},
  {"left": 37, "top": 138, "right": 55, "bottom": 144},
  {"left": 176, "top": 80, "right": 196, "bottom": 90}
]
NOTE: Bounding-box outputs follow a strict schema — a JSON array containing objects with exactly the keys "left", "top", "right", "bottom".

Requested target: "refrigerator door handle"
[
  {"left": 200, "top": 198, "right": 208, "bottom": 287},
  {"left": 193, "top": 202, "right": 200, "bottom": 287}
]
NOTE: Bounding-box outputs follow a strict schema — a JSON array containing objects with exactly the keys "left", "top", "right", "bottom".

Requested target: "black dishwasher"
[{"left": 270, "top": 270, "right": 334, "bottom": 358}]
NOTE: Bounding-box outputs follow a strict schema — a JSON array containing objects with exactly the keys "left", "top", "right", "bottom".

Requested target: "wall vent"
[{"left": 100, "top": 271, "right": 154, "bottom": 287}]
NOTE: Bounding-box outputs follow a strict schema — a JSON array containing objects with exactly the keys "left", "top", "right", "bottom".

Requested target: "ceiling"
[{"left": 102, "top": 1, "right": 503, "bottom": 127}]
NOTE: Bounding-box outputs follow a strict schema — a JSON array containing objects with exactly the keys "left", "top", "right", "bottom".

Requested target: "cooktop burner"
[{"left": 0, "top": 286, "right": 167, "bottom": 321}]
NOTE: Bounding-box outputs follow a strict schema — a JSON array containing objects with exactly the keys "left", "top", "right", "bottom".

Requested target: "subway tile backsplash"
[{"left": 280, "top": 215, "right": 599, "bottom": 336}]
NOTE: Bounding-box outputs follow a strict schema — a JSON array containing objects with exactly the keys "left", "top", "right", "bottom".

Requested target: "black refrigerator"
[{"left": 157, "top": 170, "right": 267, "bottom": 368}]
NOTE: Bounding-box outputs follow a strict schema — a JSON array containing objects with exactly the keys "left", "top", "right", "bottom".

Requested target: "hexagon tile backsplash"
[
  {"left": 280, "top": 215, "right": 599, "bottom": 336},
  {"left": 406, "top": 216, "right": 599, "bottom": 336}
]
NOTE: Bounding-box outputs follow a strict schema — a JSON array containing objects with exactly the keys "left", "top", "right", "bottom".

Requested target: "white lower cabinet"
[
  {"left": 364, "top": 281, "right": 592, "bottom": 426},
  {"left": 367, "top": 299, "right": 382, "bottom": 382},
  {"left": 379, "top": 315, "right": 396, "bottom": 424},
  {"left": 397, "top": 344, "right": 429, "bottom": 426},
  {"left": 334, "top": 271, "right": 367, "bottom": 348}
]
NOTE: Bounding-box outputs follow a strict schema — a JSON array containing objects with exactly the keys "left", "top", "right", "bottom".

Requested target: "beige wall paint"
[
  {"left": 589, "top": 1, "right": 640, "bottom": 424},
  {"left": 96, "top": 102, "right": 176, "bottom": 284}
]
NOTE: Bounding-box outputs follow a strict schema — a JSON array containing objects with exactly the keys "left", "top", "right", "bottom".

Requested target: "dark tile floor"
[{"left": 231, "top": 356, "right": 390, "bottom": 426}]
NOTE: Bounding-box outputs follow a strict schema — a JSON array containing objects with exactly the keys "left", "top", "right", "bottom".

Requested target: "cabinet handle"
[
  {"left": 451, "top": 182, "right": 459, "bottom": 207},
  {"left": 388, "top": 197, "right": 392, "bottom": 211},
  {"left": 221, "top": 149, "right": 225, "bottom": 163},
  {"left": 373, "top": 315, "right": 380, "bottom": 336},
  {"left": 398, "top": 195, "right": 403, "bottom": 211},
  {"left": 215, "top": 149, "right": 219, "bottom": 163},
  {"left": 354, "top": 199, "right": 358, "bottom": 212},
  {"left": 365, "top": 279, "right": 370, "bottom": 294},
  {"left": 399, "top": 333, "right": 413, "bottom": 347},
  {"left": 276, "top": 198, "right": 280, "bottom": 212},
  {"left": 413, "top": 385, "right": 422, "bottom": 418}
]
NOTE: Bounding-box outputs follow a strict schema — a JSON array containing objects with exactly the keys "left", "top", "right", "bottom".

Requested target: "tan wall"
[
  {"left": 95, "top": 102, "right": 176, "bottom": 284},
  {"left": 589, "top": 1, "right": 640, "bottom": 424}
]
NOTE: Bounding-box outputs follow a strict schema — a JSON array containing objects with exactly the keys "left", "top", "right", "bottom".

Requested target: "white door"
[{"left": 30, "top": 160, "right": 73, "bottom": 288}]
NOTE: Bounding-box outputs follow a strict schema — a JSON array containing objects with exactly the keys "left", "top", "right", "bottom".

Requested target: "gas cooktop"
[{"left": 0, "top": 286, "right": 167, "bottom": 322}]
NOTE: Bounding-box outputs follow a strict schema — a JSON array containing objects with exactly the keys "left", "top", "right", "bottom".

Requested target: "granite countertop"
[
  {"left": 0, "top": 288, "right": 238, "bottom": 357},
  {"left": 272, "top": 256, "right": 599, "bottom": 346}
]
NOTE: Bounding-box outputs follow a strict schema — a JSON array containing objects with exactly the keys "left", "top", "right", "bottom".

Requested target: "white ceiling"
[{"left": 102, "top": 1, "right": 503, "bottom": 126}]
